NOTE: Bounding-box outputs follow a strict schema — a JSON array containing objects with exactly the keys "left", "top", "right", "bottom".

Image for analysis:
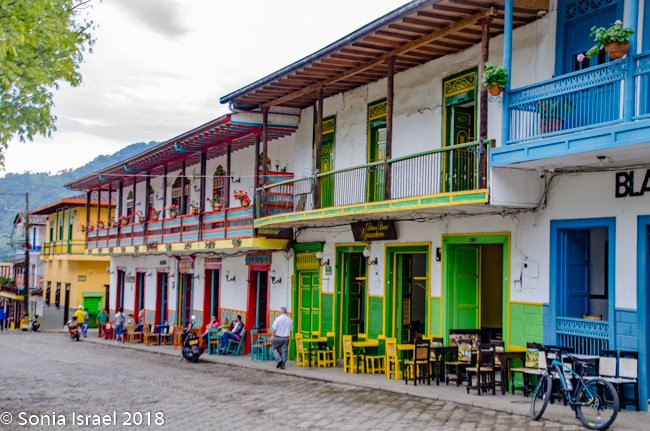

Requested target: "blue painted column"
[
  {"left": 501, "top": 0, "right": 513, "bottom": 145},
  {"left": 623, "top": 0, "right": 639, "bottom": 121}
]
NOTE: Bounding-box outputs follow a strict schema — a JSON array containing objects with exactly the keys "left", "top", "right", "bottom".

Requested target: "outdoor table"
[
  {"left": 352, "top": 339, "right": 379, "bottom": 373},
  {"left": 495, "top": 350, "right": 525, "bottom": 395},
  {"left": 154, "top": 325, "right": 170, "bottom": 346},
  {"left": 431, "top": 346, "right": 457, "bottom": 385},
  {"left": 303, "top": 336, "right": 328, "bottom": 367}
]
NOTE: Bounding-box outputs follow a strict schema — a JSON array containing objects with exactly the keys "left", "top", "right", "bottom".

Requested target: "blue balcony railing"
[
  {"left": 507, "top": 60, "right": 626, "bottom": 144},
  {"left": 634, "top": 50, "right": 650, "bottom": 119},
  {"left": 556, "top": 316, "right": 609, "bottom": 356}
]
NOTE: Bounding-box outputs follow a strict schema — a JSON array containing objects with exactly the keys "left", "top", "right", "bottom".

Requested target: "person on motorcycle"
[{"left": 74, "top": 306, "right": 85, "bottom": 330}]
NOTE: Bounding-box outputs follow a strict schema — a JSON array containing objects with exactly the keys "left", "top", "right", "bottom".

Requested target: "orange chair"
[{"left": 172, "top": 325, "right": 183, "bottom": 349}]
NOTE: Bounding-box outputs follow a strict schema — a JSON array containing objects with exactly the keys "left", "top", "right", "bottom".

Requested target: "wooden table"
[
  {"left": 303, "top": 336, "right": 328, "bottom": 367},
  {"left": 495, "top": 350, "right": 526, "bottom": 395},
  {"left": 352, "top": 339, "right": 379, "bottom": 372},
  {"left": 431, "top": 346, "right": 457, "bottom": 385}
]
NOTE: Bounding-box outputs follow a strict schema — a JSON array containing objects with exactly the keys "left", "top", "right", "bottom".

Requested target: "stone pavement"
[{"left": 0, "top": 332, "right": 646, "bottom": 430}]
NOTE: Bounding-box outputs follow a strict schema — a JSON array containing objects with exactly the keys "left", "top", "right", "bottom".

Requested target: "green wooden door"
[
  {"left": 343, "top": 253, "right": 366, "bottom": 336},
  {"left": 444, "top": 105, "right": 476, "bottom": 192},
  {"left": 452, "top": 245, "right": 480, "bottom": 329},
  {"left": 398, "top": 254, "right": 413, "bottom": 343},
  {"left": 320, "top": 134, "right": 335, "bottom": 208},
  {"left": 367, "top": 119, "right": 386, "bottom": 202},
  {"left": 298, "top": 271, "right": 320, "bottom": 337},
  {"left": 83, "top": 296, "right": 102, "bottom": 328}
]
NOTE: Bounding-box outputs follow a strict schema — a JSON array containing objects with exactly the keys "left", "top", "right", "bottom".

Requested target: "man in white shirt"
[{"left": 270, "top": 307, "right": 293, "bottom": 369}]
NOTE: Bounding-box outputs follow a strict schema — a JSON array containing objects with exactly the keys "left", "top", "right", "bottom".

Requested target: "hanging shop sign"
[
  {"left": 615, "top": 169, "right": 650, "bottom": 198},
  {"left": 351, "top": 220, "right": 397, "bottom": 242},
  {"left": 245, "top": 252, "right": 271, "bottom": 266},
  {"left": 178, "top": 256, "right": 194, "bottom": 272},
  {"left": 205, "top": 258, "right": 222, "bottom": 270},
  {"left": 125, "top": 275, "right": 136, "bottom": 284}
]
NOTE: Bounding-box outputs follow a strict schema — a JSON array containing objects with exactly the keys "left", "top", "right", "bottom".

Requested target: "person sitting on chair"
[
  {"left": 218, "top": 315, "right": 244, "bottom": 353},
  {"left": 202, "top": 315, "right": 220, "bottom": 343}
]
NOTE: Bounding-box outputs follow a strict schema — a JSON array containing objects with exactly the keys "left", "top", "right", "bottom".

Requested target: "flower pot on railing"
[
  {"left": 170, "top": 210, "right": 178, "bottom": 219},
  {"left": 111, "top": 221, "right": 119, "bottom": 228},
  {"left": 190, "top": 206, "right": 199, "bottom": 216},
  {"left": 120, "top": 218, "right": 129, "bottom": 227},
  {"left": 212, "top": 202, "right": 222, "bottom": 212},
  {"left": 604, "top": 42, "right": 629, "bottom": 59},
  {"left": 97, "top": 222, "right": 104, "bottom": 229},
  {"left": 239, "top": 197, "right": 250, "bottom": 208},
  {"left": 539, "top": 118, "right": 564, "bottom": 134},
  {"left": 138, "top": 216, "right": 145, "bottom": 224},
  {"left": 151, "top": 214, "right": 159, "bottom": 222},
  {"left": 488, "top": 85, "right": 503, "bottom": 96}
]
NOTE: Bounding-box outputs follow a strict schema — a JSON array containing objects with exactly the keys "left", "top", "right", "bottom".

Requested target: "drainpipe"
[
  {"left": 623, "top": 0, "right": 639, "bottom": 122},
  {"left": 501, "top": 0, "right": 513, "bottom": 146}
]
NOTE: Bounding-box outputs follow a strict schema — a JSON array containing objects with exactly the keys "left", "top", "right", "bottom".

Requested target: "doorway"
[
  {"left": 203, "top": 269, "right": 219, "bottom": 325},
  {"left": 639, "top": 217, "right": 650, "bottom": 406},
  {"left": 63, "top": 283, "right": 70, "bottom": 325},
  {"left": 442, "top": 233, "right": 509, "bottom": 345},
  {"left": 318, "top": 117, "right": 335, "bottom": 208},
  {"left": 116, "top": 270, "right": 125, "bottom": 313},
  {"left": 246, "top": 268, "right": 269, "bottom": 353},
  {"left": 293, "top": 250, "right": 321, "bottom": 340},
  {"left": 442, "top": 69, "right": 477, "bottom": 193},
  {"left": 177, "top": 273, "right": 193, "bottom": 326},
  {"left": 134, "top": 272, "right": 145, "bottom": 321},
  {"left": 336, "top": 247, "right": 368, "bottom": 351},
  {"left": 104, "top": 284, "right": 110, "bottom": 316},
  {"left": 367, "top": 100, "right": 386, "bottom": 202},
  {"left": 385, "top": 244, "right": 429, "bottom": 344},
  {"left": 155, "top": 273, "right": 168, "bottom": 326}
]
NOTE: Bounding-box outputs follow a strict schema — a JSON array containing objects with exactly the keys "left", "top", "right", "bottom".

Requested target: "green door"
[
  {"left": 398, "top": 254, "right": 413, "bottom": 343},
  {"left": 368, "top": 100, "right": 387, "bottom": 202},
  {"left": 444, "top": 105, "right": 476, "bottom": 192},
  {"left": 298, "top": 271, "right": 320, "bottom": 337},
  {"left": 452, "top": 245, "right": 480, "bottom": 329},
  {"left": 343, "top": 253, "right": 366, "bottom": 337},
  {"left": 320, "top": 134, "right": 334, "bottom": 208},
  {"left": 83, "top": 296, "right": 102, "bottom": 328}
]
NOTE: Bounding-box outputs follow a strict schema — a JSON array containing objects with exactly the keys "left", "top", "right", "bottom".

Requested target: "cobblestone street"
[{"left": 0, "top": 333, "right": 588, "bottom": 431}]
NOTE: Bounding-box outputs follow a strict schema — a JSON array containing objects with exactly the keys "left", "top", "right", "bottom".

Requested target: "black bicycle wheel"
[
  {"left": 575, "top": 379, "right": 619, "bottom": 430},
  {"left": 530, "top": 374, "right": 553, "bottom": 420}
]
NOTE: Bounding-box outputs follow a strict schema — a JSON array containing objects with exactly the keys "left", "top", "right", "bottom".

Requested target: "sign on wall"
[
  {"left": 245, "top": 252, "right": 271, "bottom": 266},
  {"left": 178, "top": 256, "right": 194, "bottom": 272},
  {"left": 77, "top": 275, "right": 87, "bottom": 282},
  {"left": 615, "top": 169, "right": 650, "bottom": 197},
  {"left": 351, "top": 220, "right": 397, "bottom": 242}
]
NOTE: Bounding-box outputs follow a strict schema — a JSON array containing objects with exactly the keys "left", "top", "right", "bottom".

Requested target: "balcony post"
[
  {"left": 118, "top": 181, "right": 123, "bottom": 222},
  {"left": 162, "top": 165, "right": 167, "bottom": 219},
  {"left": 261, "top": 107, "right": 269, "bottom": 216},
  {"left": 85, "top": 191, "right": 91, "bottom": 236},
  {"left": 180, "top": 160, "right": 186, "bottom": 216},
  {"left": 253, "top": 134, "right": 260, "bottom": 222},
  {"left": 478, "top": 17, "right": 491, "bottom": 189},
  {"left": 314, "top": 86, "right": 324, "bottom": 210},
  {"left": 107, "top": 183, "right": 113, "bottom": 224},
  {"left": 96, "top": 186, "right": 101, "bottom": 226},
  {"left": 623, "top": 0, "right": 639, "bottom": 121},
  {"left": 131, "top": 178, "right": 137, "bottom": 223},
  {"left": 501, "top": 0, "right": 513, "bottom": 145},
  {"left": 144, "top": 171, "right": 151, "bottom": 241},
  {"left": 384, "top": 57, "right": 394, "bottom": 200},
  {"left": 199, "top": 150, "right": 207, "bottom": 241}
]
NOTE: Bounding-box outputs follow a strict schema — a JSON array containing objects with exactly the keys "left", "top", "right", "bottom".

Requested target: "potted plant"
[
  {"left": 87, "top": 224, "right": 94, "bottom": 232},
  {"left": 481, "top": 62, "right": 508, "bottom": 96},
  {"left": 111, "top": 220, "right": 120, "bottom": 228},
  {"left": 150, "top": 209, "right": 161, "bottom": 222},
  {"left": 538, "top": 97, "right": 574, "bottom": 133},
  {"left": 188, "top": 200, "right": 200, "bottom": 215},
  {"left": 585, "top": 20, "right": 634, "bottom": 60},
  {"left": 97, "top": 219, "right": 105, "bottom": 229},
  {"left": 167, "top": 204, "right": 179, "bottom": 218},
  {"left": 119, "top": 215, "right": 129, "bottom": 227},
  {"left": 136, "top": 210, "right": 145, "bottom": 224},
  {"left": 214, "top": 165, "right": 226, "bottom": 176},
  {"left": 207, "top": 194, "right": 222, "bottom": 212},
  {"left": 233, "top": 189, "right": 250, "bottom": 207}
]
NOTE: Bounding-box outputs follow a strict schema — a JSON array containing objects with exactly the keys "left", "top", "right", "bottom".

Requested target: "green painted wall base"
[{"left": 509, "top": 303, "right": 543, "bottom": 349}]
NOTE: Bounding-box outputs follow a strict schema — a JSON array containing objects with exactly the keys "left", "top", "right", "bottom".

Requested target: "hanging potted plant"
[
  {"left": 167, "top": 204, "right": 179, "bottom": 218},
  {"left": 233, "top": 189, "right": 250, "bottom": 207},
  {"left": 538, "top": 97, "right": 574, "bottom": 133},
  {"left": 136, "top": 210, "right": 145, "bottom": 224},
  {"left": 150, "top": 209, "right": 161, "bottom": 222},
  {"left": 214, "top": 165, "right": 226, "bottom": 177},
  {"left": 207, "top": 194, "right": 222, "bottom": 212},
  {"left": 585, "top": 20, "right": 634, "bottom": 60},
  {"left": 188, "top": 200, "right": 200, "bottom": 215},
  {"left": 97, "top": 219, "right": 105, "bottom": 230},
  {"left": 119, "top": 215, "right": 129, "bottom": 227},
  {"left": 481, "top": 62, "right": 508, "bottom": 96}
]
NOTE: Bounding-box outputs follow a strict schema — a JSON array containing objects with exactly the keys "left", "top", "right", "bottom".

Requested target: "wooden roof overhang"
[
  {"left": 66, "top": 113, "right": 299, "bottom": 191},
  {"left": 220, "top": 0, "right": 549, "bottom": 109}
]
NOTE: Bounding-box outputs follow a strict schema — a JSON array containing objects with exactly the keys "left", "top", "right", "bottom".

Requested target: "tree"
[{"left": 0, "top": 0, "right": 95, "bottom": 168}]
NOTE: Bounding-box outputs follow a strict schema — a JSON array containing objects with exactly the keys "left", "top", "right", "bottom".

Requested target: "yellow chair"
[
  {"left": 317, "top": 332, "right": 336, "bottom": 368},
  {"left": 342, "top": 335, "right": 359, "bottom": 374},
  {"left": 365, "top": 335, "right": 385, "bottom": 374},
  {"left": 295, "top": 333, "right": 310, "bottom": 367},
  {"left": 385, "top": 337, "right": 401, "bottom": 380},
  {"left": 143, "top": 323, "right": 159, "bottom": 345}
]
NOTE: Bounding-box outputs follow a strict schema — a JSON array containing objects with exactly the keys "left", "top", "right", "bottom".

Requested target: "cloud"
[{"left": 112, "top": 0, "right": 190, "bottom": 40}]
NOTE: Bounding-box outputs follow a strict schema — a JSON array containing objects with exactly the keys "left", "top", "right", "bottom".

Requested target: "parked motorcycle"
[
  {"left": 66, "top": 318, "right": 80, "bottom": 341},
  {"left": 180, "top": 316, "right": 203, "bottom": 363}
]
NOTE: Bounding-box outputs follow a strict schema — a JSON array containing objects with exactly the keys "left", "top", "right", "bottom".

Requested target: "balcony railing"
[
  {"left": 86, "top": 206, "right": 260, "bottom": 250},
  {"left": 634, "top": 50, "right": 650, "bottom": 118},
  {"left": 556, "top": 316, "right": 609, "bottom": 356},
  {"left": 255, "top": 140, "right": 488, "bottom": 217},
  {"left": 42, "top": 240, "right": 87, "bottom": 255},
  {"left": 507, "top": 60, "right": 626, "bottom": 145}
]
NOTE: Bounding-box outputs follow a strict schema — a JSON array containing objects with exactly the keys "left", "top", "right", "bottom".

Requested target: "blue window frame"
[{"left": 637, "top": 215, "right": 650, "bottom": 410}]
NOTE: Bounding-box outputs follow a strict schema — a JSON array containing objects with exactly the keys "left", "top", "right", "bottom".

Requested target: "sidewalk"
[{"left": 83, "top": 335, "right": 649, "bottom": 430}]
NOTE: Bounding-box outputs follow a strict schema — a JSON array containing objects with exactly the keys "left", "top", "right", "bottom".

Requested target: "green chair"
[
  {"left": 207, "top": 328, "right": 220, "bottom": 355},
  {"left": 223, "top": 328, "right": 247, "bottom": 356}
]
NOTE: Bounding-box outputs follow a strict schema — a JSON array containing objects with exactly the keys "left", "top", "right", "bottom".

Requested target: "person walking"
[
  {"left": 0, "top": 305, "right": 5, "bottom": 332},
  {"left": 96, "top": 309, "right": 108, "bottom": 337},
  {"left": 114, "top": 307, "right": 126, "bottom": 342},
  {"left": 81, "top": 308, "right": 89, "bottom": 338},
  {"left": 270, "top": 307, "right": 293, "bottom": 369}
]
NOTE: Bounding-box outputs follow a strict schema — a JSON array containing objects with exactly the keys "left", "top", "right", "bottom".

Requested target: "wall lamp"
[
  {"left": 315, "top": 251, "right": 330, "bottom": 267},
  {"left": 270, "top": 270, "right": 282, "bottom": 285},
  {"left": 225, "top": 270, "right": 236, "bottom": 283},
  {"left": 363, "top": 247, "right": 378, "bottom": 266}
]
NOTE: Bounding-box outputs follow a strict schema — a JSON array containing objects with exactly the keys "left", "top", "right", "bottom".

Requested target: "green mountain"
[{"left": 0, "top": 141, "right": 158, "bottom": 259}]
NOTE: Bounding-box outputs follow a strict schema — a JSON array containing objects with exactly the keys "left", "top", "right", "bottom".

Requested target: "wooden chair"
[
  {"left": 143, "top": 323, "right": 159, "bottom": 345},
  {"left": 158, "top": 325, "right": 173, "bottom": 345},
  {"left": 295, "top": 333, "right": 310, "bottom": 367},
  {"left": 491, "top": 340, "right": 505, "bottom": 393},
  {"left": 445, "top": 338, "right": 473, "bottom": 386},
  {"left": 384, "top": 338, "right": 401, "bottom": 380},
  {"left": 251, "top": 330, "right": 266, "bottom": 361},
  {"left": 125, "top": 323, "right": 143, "bottom": 343},
  {"left": 342, "top": 335, "right": 359, "bottom": 374},
  {"left": 317, "top": 332, "right": 336, "bottom": 368},
  {"left": 223, "top": 328, "right": 246, "bottom": 355},
  {"left": 206, "top": 328, "right": 221, "bottom": 355},
  {"left": 103, "top": 322, "right": 114, "bottom": 340},
  {"left": 466, "top": 344, "right": 496, "bottom": 395},
  {"left": 172, "top": 325, "right": 184, "bottom": 349},
  {"left": 591, "top": 351, "right": 640, "bottom": 411},
  {"left": 403, "top": 338, "right": 431, "bottom": 386},
  {"left": 365, "top": 335, "right": 386, "bottom": 374},
  {"left": 510, "top": 343, "right": 547, "bottom": 396}
]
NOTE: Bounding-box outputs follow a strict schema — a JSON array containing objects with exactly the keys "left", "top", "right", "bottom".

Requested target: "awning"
[
  {"left": 0, "top": 292, "right": 24, "bottom": 300},
  {"left": 220, "top": 0, "right": 549, "bottom": 109},
  {"left": 66, "top": 111, "right": 299, "bottom": 191}
]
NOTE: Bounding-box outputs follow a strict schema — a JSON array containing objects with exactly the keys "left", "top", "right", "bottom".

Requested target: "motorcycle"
[
  {"left": 30, "top": 314, "right": 40, "bottom": 332},
  {"left": 180, "top": 315, "right": 203, "bottom": 363},
  {"left": 66, "top": 318, "right": 80, "bottom": 341}
]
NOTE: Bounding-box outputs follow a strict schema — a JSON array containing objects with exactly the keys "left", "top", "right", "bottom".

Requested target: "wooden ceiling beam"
[{"left": 263, "top": 7, "right": 496, "bottom": 108}]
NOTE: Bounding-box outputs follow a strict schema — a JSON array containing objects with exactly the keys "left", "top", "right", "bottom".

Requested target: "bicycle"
[{"left": 530, "top": 345, "right": 619, "bottom": 430}]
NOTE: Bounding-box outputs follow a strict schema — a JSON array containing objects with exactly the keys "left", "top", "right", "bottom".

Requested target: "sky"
[{"left": 3, "top": 0, "right": 409, "bottom": 174}]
